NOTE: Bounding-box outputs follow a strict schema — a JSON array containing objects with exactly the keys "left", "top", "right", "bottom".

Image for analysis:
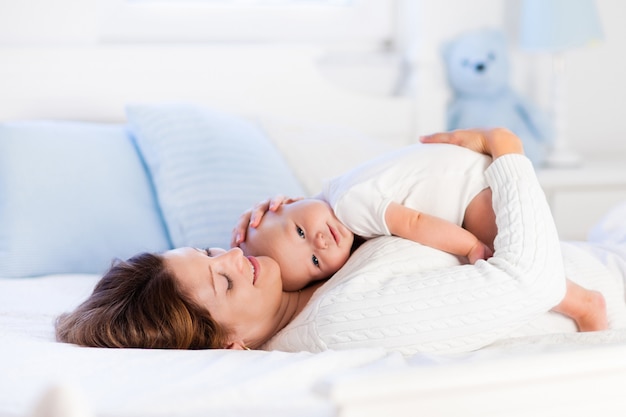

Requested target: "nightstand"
[{"left": 536, "top": 156, "right": 626, "bottom": 240}]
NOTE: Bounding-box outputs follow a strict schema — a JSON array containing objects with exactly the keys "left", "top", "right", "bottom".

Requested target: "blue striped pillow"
[{"left": 127, "top": 104, "right": 305, "bottom": 249}]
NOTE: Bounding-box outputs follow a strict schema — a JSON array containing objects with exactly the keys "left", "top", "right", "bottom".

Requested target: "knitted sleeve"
[{"left": 265, "top": 154, "right": 567, "bottom": 355}]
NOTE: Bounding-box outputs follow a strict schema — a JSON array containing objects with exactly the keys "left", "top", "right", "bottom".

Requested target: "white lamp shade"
[{"left": 519, "top": 0, "right": 603, "bottom": 52}]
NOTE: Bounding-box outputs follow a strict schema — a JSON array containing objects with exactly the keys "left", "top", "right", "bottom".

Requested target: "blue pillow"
[
  {"left": 0, "top": 121, "right": 171, "bottom": 277},
  {"left": 127, "top": 103, "right": 305, "bottom": 249}
]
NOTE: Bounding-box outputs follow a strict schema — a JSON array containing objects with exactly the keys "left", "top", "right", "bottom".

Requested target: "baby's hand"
[
  {"left": 467, "top": 241, "right": 494, "bottom": 264},
  {"left": 230, "top": 195, "right": 303, "bottom": 247}
]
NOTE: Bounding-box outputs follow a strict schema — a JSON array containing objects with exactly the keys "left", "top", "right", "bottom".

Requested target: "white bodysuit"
[
  {"left": 321, "top": 143, "right": 491, "bottom": 238},
  {"left": 263, "top": 154, "right": 626, "bottom": 355}
]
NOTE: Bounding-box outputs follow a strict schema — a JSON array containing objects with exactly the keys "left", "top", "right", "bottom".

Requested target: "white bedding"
[
  {"left": 0, "top": 274, "right": 413, "bottom": 417},
  {"left": 3, "top": 201, "right": 626, "bottom": 416},
  {"left": 4, "top": 273, "right": 626, "bottom": 417}
]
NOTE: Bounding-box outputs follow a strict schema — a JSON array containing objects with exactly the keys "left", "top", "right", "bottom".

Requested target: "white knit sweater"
[{"left": 264, "top": 154, "right": 580, "bottom": 355}]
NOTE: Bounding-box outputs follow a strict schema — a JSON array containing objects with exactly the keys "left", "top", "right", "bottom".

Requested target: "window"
[{"left": 98, "top": 0, "right": 394, "bottom": 43}]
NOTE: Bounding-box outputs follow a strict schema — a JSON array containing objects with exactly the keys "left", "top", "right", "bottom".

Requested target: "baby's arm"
[{"left": 385, "top": 202, "right": 492, "bottom": 263}]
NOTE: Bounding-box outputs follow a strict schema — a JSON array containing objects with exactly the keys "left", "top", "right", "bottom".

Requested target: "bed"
[{"left": 2, "top": 44, "right": 626, "bottom": 417}]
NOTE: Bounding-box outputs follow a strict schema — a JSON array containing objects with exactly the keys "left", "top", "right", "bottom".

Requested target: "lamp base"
[{"left": 544, "top": 149, "right": 582, "bottom": 168}]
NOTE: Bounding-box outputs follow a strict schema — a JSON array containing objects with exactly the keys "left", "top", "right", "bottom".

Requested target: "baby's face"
[{"left": 240, "top": 199, "right": 354, "bottom": 292}]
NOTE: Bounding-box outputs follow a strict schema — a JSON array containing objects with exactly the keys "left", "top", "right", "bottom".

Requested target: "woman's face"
[{"left": 162, "top": 247, "right": 284, "bottom": 348}]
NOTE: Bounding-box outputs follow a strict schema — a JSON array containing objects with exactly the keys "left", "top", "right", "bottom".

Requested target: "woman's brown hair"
[{"left": 55, "top": 252, "right": 229, "bottom": 349}]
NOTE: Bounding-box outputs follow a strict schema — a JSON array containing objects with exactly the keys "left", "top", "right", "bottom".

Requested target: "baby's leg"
[
  {"left": 466, "top": 189, "right": 608, "bottom": 331},
  {"left": 463, "top": 188, "right": 497, "bottom": 251},
  {"left": 553, "top": 279, "right": 608, "bottom": 332}
]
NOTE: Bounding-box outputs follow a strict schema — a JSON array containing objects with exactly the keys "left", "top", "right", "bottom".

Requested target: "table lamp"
[{"left": 518, "top": 0, "right": 603, "bottom": 167}]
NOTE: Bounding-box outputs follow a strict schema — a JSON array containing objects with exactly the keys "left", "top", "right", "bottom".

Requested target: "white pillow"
[
  {"left": 587, "top": 200, "right": 626, "bottom": 244},
  {"left": 257, "top": 116, "right": 398, "bottom": 196}
]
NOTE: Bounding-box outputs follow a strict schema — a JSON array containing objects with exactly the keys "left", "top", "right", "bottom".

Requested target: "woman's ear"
[{"left": 224, "top": 340, "right": 249, "bottom": 350}]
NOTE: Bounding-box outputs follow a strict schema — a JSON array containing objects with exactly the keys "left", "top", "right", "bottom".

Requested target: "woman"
[{"left": 56, "top": 129, "right": 626, "bottom": 354}]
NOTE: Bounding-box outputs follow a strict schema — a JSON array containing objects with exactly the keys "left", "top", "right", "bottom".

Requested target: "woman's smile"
[{"left": 247, "top": 256, "right": 260, "bottom": 285}]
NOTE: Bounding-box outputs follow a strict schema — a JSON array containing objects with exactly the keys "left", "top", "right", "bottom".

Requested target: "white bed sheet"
[
  {"left": 0, "top": 274, "right": 436, "bottom": 417},
  {"left": 4, "top": 274, "right": 626, "bottom": 417}
]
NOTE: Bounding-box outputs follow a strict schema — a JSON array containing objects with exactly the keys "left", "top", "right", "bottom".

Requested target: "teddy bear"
[{"left": 442, "top": 28, "right": 552, "bottom": 166}]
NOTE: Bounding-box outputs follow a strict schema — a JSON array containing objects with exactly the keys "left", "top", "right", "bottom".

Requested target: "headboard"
[{"left": 0, "top": 45, "right": 416, "bottom": 145}]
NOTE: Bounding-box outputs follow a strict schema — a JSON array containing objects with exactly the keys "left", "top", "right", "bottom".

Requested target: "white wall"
[
  {"left": 567, "top": 0, "right": 626, "bottom": 155},
  {"left": 393, "top": 0, "right": 626, "bottom": 156},
  {"left": 0, "top": 0, "right": 98, "bottom": 45},
  {"left": 1, "top": 0, "right": 625, "bottom": 156}
]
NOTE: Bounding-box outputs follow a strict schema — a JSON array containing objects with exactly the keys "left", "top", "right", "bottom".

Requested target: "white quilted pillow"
[{"left": 257, "top": 116, "right": 398, "bottom": 196}]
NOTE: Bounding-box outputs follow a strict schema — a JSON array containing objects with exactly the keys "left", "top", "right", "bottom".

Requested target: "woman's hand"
[
  {"left": 420, "top": 128, "right": 524, "bottom": 159},
  {"left": 230, "top": 195, "right": 303, "bottom": 247}
]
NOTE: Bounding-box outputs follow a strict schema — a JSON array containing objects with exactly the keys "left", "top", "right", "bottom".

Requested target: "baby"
[{"left": 234, "top": 132, "right": 607, "bottom": 332}]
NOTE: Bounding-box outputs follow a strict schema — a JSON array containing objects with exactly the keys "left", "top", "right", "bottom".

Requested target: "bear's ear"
[
  {"left": 487, "top": 29, "right": 507, "bottom": 49},
  {"left": 440, "top": 39, "right": 454, "bottom": 63}
]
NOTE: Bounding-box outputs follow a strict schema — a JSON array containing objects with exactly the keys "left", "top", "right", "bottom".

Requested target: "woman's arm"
[
  {"left": 304, "top": 129, "right": 566, "bottom": 354},
  {"left": 383, "top": 128, "right": 566, "bottom": 352}
]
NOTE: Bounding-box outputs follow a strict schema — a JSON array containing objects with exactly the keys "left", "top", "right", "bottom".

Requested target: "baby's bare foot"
[{"left": 575, "top": 290, "right": 608, "bottom": 332}]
